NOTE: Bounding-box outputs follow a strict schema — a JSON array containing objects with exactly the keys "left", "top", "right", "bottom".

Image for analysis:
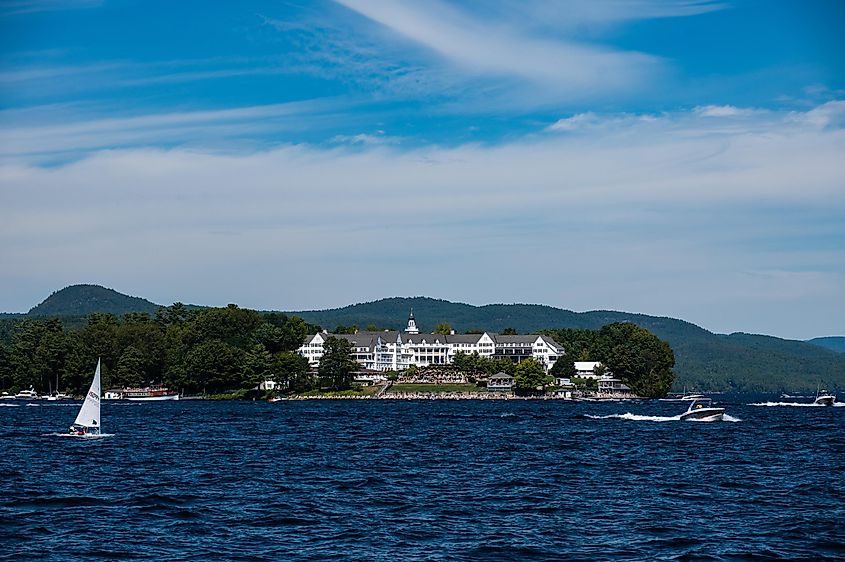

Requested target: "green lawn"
[
  {"left": 387, "top": 383, "right": 480, "bottom": 394},
  {"left": 295, "top": 385, "right": 382, "bottom": 397}
]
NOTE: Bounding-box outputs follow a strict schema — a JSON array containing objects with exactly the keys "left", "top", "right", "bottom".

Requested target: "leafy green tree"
[
  {"left": 434, "top": 322, "right": 453, "bottom": 335},
  {"left": 244, "top": 344, "right": 275, "bottom": 388},
  {"left": 513, "top": 358, "right": 547, "bottom": 395},
  {"left": 0, "top": 343, "right": 11, "bottom": 390},
  {"left": 276, "top": 351, "right": 313, "bottom": 393},
  {"left": 184, "top": 304, "right": 263, "bottom": 348},
  {"left": 452, "top": 351, "right": 482, "bottom": 377},
  {"left": 262, "top": 313, "right": 310, "bottom": 352},
  {"left": 490, "top": 358, "right": 516, "bottom": 375},
  {"left": 10, "top": 318, "right": 68, "bottom": 392},
  {"left": 80, "top": 313, "right": 120, "bottom": 383},
  {"left": 501, "top": 327, "right": 518, "bottom": 335},
  {"left": 597, "top": 323, "right": 675, "bottom": 398},
  {"left": 116, "top": 313, "right": 165, "bottom": 383},
  {"left": 184, "top": 339, "right": 246, "bottom": 394},
  {"left": 333, "top": 325, "right": 358, "bottom": 335},
  {"left": 115, "top": 345, "right": 146, "bottom": 387},
  {"left": 572, "top": 376, "right": 597, "bottom": 390},
  {"left": 155, "top": 302, "right": 189, "bottom": 327},
  {"left": 550, "top": 356, "right": 576, "bottom": 379},
  {"left": 540, "top": 328, "right": 598, "bottom": 363},
  {"left": 318, "top": 336, "right": 357, "bottom": 390}
]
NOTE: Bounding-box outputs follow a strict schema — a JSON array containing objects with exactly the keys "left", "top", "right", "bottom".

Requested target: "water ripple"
[{"left": 1, "top": 398, "right": 843, "bottom": 560}]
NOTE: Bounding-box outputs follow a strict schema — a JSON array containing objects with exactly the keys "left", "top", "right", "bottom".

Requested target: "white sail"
[{"left": 74, "top": 359, "right": 101, "bottom": 430}]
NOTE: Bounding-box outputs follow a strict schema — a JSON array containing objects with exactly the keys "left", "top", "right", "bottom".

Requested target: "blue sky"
[{"left": 1, "top": 0, "right": 843, "bottom": 339}]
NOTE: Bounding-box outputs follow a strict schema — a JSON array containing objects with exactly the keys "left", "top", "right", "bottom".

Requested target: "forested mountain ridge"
[
  {"left": 807, "top": 336, "right": 845, "bottom": 353},
  {"left": 2, "top": 289, "right": 843, "bottom": 393},
  {"left": 289, "top": 297, "right": 845, "bottom": 392},
  {"left": 28, "top": 285, "right": 162, "bottom": 317}
]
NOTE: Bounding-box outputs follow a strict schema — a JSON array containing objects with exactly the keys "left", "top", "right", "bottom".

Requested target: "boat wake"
[
  {"left": 749, "top": 402, "right": 844, "bottom": 407},
  {"left": 585, "top": 413, "right": 741, "bottom": 423},
  {"left": 0, "top": 403, "right": 20, "bottom": 407},
  {"left": 585, "top": 413, "right": 681, "bottom": 422}
]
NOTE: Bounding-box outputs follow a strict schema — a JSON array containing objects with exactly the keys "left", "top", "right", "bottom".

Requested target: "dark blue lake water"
[{"left": 2, "top": 398, "right": 844, "bottom": 561}]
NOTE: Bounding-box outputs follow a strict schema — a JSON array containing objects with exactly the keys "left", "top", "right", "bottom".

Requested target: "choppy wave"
[
  {"left": 1, "top": 399, "right": 840, "bottom": 560},
  {"left": 0, "top": 403, "right": 20, "bottom": 407},
  {"left": 749, "top": 401, "right": 844, "bottom": 407}
]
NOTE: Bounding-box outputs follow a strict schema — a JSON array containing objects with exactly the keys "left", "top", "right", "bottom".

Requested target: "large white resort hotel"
[{"left": 298, "top": 310, "right": 566, "bottom": 373}]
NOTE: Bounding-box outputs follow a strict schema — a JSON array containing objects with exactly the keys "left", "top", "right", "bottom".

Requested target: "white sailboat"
[{"left": 61, "top": 359, "right": 111, "bottom": 439}]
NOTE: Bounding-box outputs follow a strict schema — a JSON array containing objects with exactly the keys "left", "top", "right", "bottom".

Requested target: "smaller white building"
[
  {"left": 258, "top": 380, "right": 278, "bottom": 391},
  {"left": 488, "top": 372, "right": 514, "bottom": 391},
  {"left": 574, "top": 361, "right": 604, "bottom": 379},
  {"left": 597, "top": 374, "right": 631, "bottom": 395}
]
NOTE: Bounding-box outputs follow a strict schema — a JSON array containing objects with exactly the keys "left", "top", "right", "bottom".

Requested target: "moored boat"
[
  {"left": 679, "top": 398, "right": 725, "bottom": 422},
  {"left": 14, "top": 388, "right": 40, "bottom": 401},
  {"left": 123, "top": 385, "right": 180, "bottom": 401}
]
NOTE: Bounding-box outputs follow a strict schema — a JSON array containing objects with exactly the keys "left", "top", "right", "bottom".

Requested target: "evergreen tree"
[
  {"left": 115, "top": 345, "right": 146, "bottom": 388},
  {"left": 318, "top": 337, "right": 357, "bottom": 390}
]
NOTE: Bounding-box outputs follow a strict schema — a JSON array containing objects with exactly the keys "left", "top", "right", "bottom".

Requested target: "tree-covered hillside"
[
  {"left": 290, "top": 297, "right": 845, "bottom": 393},
  {"left": 807, "top": 336, "right": 845, "bottom": 353},
  {"left": 29, "top": 285, "right": 162, "bottom": 317},
  {"left": 0, "top": 305, "right": 318, "bottom": 396},
  {"left": 4, "top": 289, "right": 843, "bottom": 393}
]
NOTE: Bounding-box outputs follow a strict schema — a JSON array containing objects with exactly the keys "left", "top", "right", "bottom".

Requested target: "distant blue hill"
[{"left": 806, "top": 336, "right": 845, "bottom": 353}]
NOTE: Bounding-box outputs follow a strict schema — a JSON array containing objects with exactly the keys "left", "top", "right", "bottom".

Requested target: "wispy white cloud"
[
  {"left": 693, "top": 105, "right": 757, "bottom": 118},
  {"left": 331, "top": 131, "right": 400, "bottom": 145},
  {"left": 334, "top": 0, "right": 660, "bottom": 102},
  {"left": 0, "top": 99, "right": 353, "bottom": 161},
  {"left": 255, "top": 0, "right": 725, "bottom": 111},
  {"left": 1, "top": 102, "right": 843, "bottom": 338}
]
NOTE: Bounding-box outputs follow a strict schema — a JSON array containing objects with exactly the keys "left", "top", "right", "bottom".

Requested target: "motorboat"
[
  {"left": 14, "top": 388, "right": 40, "bottom": 401},
  {"left": 46, "top": 392, "right": 73, "bottom": 401},
  {"left": 813, "top": 389, "right": 836, "bottom": 406},
  {"left": 679, "top": 398, "right": 725, "bottom": 422}
]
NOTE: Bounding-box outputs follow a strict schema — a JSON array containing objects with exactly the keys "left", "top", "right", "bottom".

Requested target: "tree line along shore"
[{"left": 0, "top": 303, "right": 675, "bottom": 399}]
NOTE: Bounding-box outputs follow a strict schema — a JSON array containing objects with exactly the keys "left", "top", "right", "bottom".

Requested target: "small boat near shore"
[
  {"left": 106, "top": 385, "right": 179, "bottom": 401},
  {"left": 14, "top": 388, "right": 40, "bottom": 401},
  {"left": 813, "top": 388, "right": 836, "bottom": 406},
  {"left": 679, "top": 398, "right": 725, "bottom": 422}
]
